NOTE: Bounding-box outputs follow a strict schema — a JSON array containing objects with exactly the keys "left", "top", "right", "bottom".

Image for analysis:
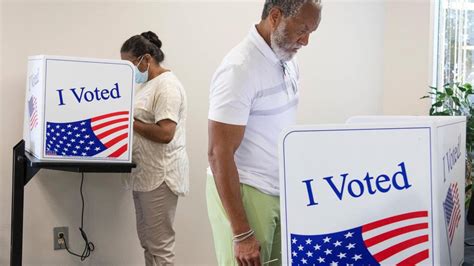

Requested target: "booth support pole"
[{"left": 10, "top": 140, "right": 26, "bottom": 266}]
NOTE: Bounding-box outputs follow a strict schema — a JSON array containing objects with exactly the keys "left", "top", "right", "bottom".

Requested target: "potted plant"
[{"left": 422, "top": 82, "right": 474, "bottom": 223}]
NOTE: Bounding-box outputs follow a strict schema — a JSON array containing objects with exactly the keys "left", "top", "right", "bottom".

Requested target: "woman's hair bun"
[{"left": 141, "top": 31, "right": 162, "bottom": 49}]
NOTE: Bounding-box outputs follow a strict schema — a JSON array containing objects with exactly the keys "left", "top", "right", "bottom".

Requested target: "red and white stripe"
[
  {"left": 30, "top": 97, "right": 38, "bottom": 130},
  {"left": 91, "top": 111, "right": 130, "bottom": 158},
  {"left": 362, "top": 211, "right": 430, "bottom": 265},
  {"left": 447, "top": 183, "right": 461, "bottom": 245}
]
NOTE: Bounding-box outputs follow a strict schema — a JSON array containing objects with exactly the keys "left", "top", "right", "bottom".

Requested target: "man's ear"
[{"left": 268, "top": 7, "right": 283, "bottom": 31}]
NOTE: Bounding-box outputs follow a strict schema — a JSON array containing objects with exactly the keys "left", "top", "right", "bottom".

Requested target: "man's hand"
[
  {"left": 208, "top": 120, "right": 260, "bottom": 265},
  {"left": 234, "top": 235, "right": 261, "bottom": 266}
]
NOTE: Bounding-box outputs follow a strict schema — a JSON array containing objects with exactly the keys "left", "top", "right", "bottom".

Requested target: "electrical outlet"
[{"left": 53, "top": 226, "right": 68, "bottom": 250}]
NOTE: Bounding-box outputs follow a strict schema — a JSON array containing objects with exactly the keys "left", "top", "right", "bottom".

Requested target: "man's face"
[{"left": 271, "top": 2, "right": 321, "bottom": 61}]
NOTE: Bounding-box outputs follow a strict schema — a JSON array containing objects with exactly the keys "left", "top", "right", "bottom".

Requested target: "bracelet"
[
  {"left": 233, "top": 229, "right": 254, "bottom": 243},
  {"left": 233, "top": 229, "right": 253, "bottom": 240}
]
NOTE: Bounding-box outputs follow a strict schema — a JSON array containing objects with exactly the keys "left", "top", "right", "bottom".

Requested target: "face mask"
[{"left": 134, "top": 56, "right": 149, "bottom": 84}]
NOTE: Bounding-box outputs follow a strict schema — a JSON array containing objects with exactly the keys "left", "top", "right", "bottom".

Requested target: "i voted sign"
[
  {"left": 302, "top": 162, "right": 412, "bottom": 206},
  {"left": 280, "top": 124, "right": 435, "bottom": 265},
  {"left": 23, "top": 55, "right": 134, "bottom": 163},
  {"left": 56, "top": 83, "right": 122, "bottom": 106},
  {"left": 279, "top": 118, "right": 465, "bottom": 266}
]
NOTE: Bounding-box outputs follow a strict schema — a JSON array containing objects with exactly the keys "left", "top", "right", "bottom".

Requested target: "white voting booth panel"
[
  {"left": 279, "top": 116, "right": 465, "bottom": 265},
  {"left": 23, "top": 55, "right": 134, "bottom": 163}
]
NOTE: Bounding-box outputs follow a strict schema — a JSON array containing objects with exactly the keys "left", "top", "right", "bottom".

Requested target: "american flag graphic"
[
  {"left": 45, "top": 111, "right": 130, "bottom": 158},
  {"left": 290, "top": 211, "right": 430, "bottom": 265},
  {"left": 443, "top": 182, "right": 461, "bottom": 245},
  {"left": 28, "top": 96, "right": 38, "bottom": 130}
]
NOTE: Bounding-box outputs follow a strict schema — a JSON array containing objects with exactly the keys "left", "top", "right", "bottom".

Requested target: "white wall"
[
  {"left": 0, "top": 0, "right": 432, "bottom": 265},
  {"left": 382, "top": 0, "right": 432, "bottom": 115},
  {"left": 297, "top": 0, "right": 385, "bottom": 124},
  {"left": 0, "top": 0, "right": 5, "bottom": 262}
]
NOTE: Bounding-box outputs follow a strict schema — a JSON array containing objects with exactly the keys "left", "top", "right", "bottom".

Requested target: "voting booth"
[
  {"left": 23, "top": 55, "right": 134, "bottom": 163},
  {"left": 279, "top": 116, "right": 465, "bottom": 265},
  {"left": 11, "top": 56, "right": 136, "bottom": 266}
]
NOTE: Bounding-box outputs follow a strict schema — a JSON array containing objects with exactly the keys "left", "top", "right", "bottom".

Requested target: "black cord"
[{"left": 58, "top": 172, "right": 95, "bottom": 261}]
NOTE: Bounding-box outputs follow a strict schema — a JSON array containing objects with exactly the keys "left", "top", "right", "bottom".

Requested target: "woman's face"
[{"left": 121, "top": 52, "right": 149, "bottom": 72}]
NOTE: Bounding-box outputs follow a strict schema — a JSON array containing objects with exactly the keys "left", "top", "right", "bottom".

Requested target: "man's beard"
[{"left": 270, "top": 21, "right": 301, "bottom": 62}]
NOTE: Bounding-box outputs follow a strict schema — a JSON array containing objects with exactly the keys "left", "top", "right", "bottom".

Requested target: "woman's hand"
[
  {"left": 132, "top": 118, "right": 176, "bottom": 144},
  {"left": 133, "top": 118, "right": 143, "bottom": 132}
]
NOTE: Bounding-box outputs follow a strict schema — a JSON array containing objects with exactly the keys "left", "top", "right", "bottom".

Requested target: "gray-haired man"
[{"left": 207, "top": 1, "right": 322, "bottom": 265}]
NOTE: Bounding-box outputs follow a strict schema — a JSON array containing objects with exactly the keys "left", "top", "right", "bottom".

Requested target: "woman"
[{"left": 121, "top": 31, "right": 189, "bottom": 266}]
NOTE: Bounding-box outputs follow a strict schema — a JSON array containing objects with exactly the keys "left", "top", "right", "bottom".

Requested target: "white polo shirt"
[{"left": 208, "top": 25, "right": 299, "bottom": 196}]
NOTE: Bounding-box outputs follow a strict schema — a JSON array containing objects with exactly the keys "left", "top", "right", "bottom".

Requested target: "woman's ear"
[
  {"left": 144, "top": 54, "right": 153, "bottom": 65},
  {"left": 269, "top": 7, "right": 283, "bottom": 31}
]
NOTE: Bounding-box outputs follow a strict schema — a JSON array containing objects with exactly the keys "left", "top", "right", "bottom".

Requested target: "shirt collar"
[{"left": 248, "top": 25, "right": 281, "bottom": 65}]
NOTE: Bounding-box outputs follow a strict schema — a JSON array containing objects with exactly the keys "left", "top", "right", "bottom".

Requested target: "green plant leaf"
[
  {"left": 433, "top": 101, "right": 443, "bottom": 107},
  {"left": 453, "top": 96, "right": 461, "bottom": 106},
  {"left": 446, "top": 88, "right": 454, "bottom": 96},
  {"left": 420, "top": 96, "right": 430, "bottom": 99},
  {"left": 432, "top": 111, "right": 451, "bottom": 116}
]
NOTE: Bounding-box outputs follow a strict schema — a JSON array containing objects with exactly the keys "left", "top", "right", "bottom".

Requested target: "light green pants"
[{"left": 206, "top": 174, "right": 281, "bottom": 266}]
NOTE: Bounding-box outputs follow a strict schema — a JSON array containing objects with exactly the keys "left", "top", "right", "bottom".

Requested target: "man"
[{"left": 207, "top": 1, "right": 322, "bottom": 265}]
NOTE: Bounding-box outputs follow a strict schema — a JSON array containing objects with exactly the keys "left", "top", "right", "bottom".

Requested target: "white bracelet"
[
  {"left": 233, "top": 229, "right": 253, "bottom": 240},
  {"left": 233, "top": 230, "right": 254, "bottom": 243}
]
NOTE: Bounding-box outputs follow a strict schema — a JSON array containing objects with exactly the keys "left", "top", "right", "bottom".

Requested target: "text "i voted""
[{"left": 302, "top": 162, "right": 412, "bottom": 206}]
